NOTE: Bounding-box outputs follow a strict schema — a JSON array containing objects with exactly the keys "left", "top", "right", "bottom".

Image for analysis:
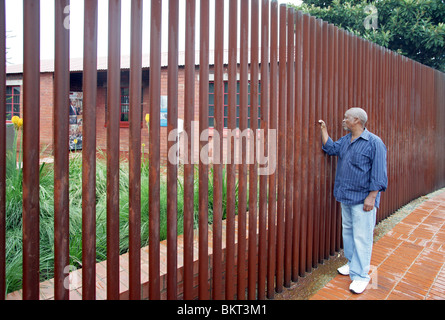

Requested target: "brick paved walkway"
[
  {"left": 7, "top": 189, "right": 445, "bottom": 300},
  {"left": 310, "top": 190, "right": 445, "bottom": 300}
]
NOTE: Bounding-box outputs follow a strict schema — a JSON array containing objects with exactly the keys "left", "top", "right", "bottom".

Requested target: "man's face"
[{"left": 342, "top": 113, "right": 356, "bottom": 131}]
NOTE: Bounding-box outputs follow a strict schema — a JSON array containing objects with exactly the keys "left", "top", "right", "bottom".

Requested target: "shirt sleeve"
[
  {"left": 369, "top": 138, "right": 388, "bottom": 192},
  {"left": 322, "top": 136, "right": 341, "bottom": 156}
]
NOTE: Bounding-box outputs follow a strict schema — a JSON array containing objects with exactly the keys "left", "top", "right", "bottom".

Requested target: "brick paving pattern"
[{"left": 310, "top": 190, "right": 445, "bottom": 300}]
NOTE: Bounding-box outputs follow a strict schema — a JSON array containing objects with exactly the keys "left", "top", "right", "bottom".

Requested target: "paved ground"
[
  {"left": 7, "top": 185, "right": 445, "bottom": 300},
  {"left": 311, "top": 189, "right": 445, "bottom": 300},
  {"left": 275, "top": 188, "right": 445, "bottom": 300}
]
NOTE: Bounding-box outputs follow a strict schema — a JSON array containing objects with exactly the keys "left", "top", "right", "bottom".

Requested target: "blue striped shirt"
[{"left": 322, "top": 129, "right": 388, "bottom": 208}]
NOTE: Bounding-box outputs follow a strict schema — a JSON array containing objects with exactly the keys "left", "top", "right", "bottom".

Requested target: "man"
[
  {"left": 318, "top": 107, "right": 388, "bottom": 294},
  {"left": 69, "top": 100, "right": 78, "bottom": 125}
]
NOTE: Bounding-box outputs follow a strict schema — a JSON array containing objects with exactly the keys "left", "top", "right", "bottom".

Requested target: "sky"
[{"left": 5, "top": 0, "right": 303, "bottom": 66}]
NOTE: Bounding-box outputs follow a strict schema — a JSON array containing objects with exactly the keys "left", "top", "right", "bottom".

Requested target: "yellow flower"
[
  {"left": 74, "top": 139, "right": 78, "bottom": 145},
  {"left": 11, "top": 116, "right": 23, "bottom": 130},
  {"left": 142, "top": 143, "right": 146, "bottom": 147},
  {"left": 145, "top": 114, "right": 150, "bottom": 124},
  {"left": 17, "top": 118, "right": 23, "bottom": 130},
  {"left": 11, "top": 116, "right": 19, "bottom": 129}
]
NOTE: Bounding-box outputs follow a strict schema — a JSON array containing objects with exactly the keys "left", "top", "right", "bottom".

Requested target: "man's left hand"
[{"left": 364, "top": 191, "right": 379, "bottom": 212}]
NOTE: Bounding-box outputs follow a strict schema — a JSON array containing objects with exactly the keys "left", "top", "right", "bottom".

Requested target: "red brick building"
[{"left": 6, "top": 52, "right": 262, "bottom": 164}]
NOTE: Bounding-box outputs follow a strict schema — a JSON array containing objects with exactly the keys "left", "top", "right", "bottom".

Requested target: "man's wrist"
[{"left": 367, "top": 191, "right": 378, "bottom": 199}]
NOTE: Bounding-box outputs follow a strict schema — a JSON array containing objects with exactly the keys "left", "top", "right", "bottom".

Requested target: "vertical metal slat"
[
  {"left": 82, "top": 0, "right": 98, "bottom": 301},
  {"left": 22, "top": 0, "right": 40, "bottom": 300},
  {"left": 212, "top": 0, "right": 224, "bottom": 300},
  {"left": 149, "top": 0, "right": 162, "bottom": 301},
  {"left": 106, "top": 0, "right": 121, "bottom": 300},
  {"left": 166, "top": 0, "right": 178, "bottom": 301},
  {"left": 248, "top": 0, "right": 259, "bottom": 301},
  {"left": 237, "top": 0, "right": 248, "bottom": 301},
  {"left": 292, "top": 10, "right": 303, "bottom": 282},
  {"left": 276, "top": 4, "right": 286, "bottom": 293},
  {"left": 53, "top": 0, "right": 70, "bottom": 301},
  {"left": 129, "top": 0, "right": 143, "bottom": 300},
  {"left": 183, "top": 0, "right": 195, "bottom": 300},
  {"left": 257, "top": 0, "right": 269, "bottom": 300},
  {"left": 0, "top": 0, "right": 6, "bottom": 301},
  {"left": 267, "top": 0, "right": 278, "bottom": 299},
  {"left": 284, "top": 7, "right": 294, "bottom": 288},
  {"left": 198, "top": 0, "right": 209, "bottom": 301}
]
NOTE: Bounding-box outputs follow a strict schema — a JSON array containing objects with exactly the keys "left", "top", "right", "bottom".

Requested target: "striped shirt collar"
[
  {"left": 361, "top": 128, "right": 371, "bottom": 141},
  {"left": 349, "top": 128, "right": 370, "bottom": 143}
]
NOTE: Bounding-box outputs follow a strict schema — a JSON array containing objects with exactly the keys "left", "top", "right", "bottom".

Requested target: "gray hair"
[{"left": 346, "top": 107, "right": 368, "bottom": 127}]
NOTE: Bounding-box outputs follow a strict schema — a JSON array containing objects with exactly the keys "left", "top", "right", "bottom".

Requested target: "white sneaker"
[
  {"left": 349, "top": 280, "right": 370, "bottom": 294},
  {"left": 337, "top": 264, "right": 350, "bottom": 276}
]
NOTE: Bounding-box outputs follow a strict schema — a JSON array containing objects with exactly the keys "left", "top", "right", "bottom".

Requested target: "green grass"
[{"left": 4, "top": 149, "right": 252, "bottom": 294}]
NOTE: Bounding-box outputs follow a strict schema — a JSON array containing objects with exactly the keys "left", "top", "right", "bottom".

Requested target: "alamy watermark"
[
  {"left": 168, "top": 121, "right": 277, "bottom": 176},
  {"left": 367, "top": 265, "right": 379, "bottom": 290},
  {"left": 63, "top": 265, "right": 80, "bottom": 290},
  {"left": 63, "top": 5, "right": 70, "bottom": 30},
  {"left": 364, "top": 4, "right": 378, "bottom": 30}
]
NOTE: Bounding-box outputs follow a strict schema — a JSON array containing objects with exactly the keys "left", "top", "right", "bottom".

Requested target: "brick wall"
[
  {"left": 7, "top": 65, "right": 252, "bottom": 166},
  {"left": 39, "top": 73, "right": 55, "bottom": 154}
]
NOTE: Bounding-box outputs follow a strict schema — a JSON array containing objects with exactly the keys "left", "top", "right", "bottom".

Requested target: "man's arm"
[
  {"left": 369, "top": 139, "right": 388, "bottom": 193},
  {"left": 318, "top": 120, "right": 329, "bottom": 146},
  {"left": 364, "top": 139, "right": 388, "bottom": 212},
  {"left": 319, "top": 120, "right": 342, "bottom": 156}
]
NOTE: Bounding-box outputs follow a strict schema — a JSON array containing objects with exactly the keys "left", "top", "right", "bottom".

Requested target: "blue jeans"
[{"left": 341, "top": 203, "right": 377, "bottom": 281}]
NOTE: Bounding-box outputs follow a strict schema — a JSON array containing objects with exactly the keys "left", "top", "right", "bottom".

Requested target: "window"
[
  {"left": 6, "top": 86, "right": 21, "bottom": 120},
  {"left": 121, "top": 87, "right": 130, "bottom": 122},
  {"left": 105, "top": 87, "right": 143, "bottom": 127},
  {"left": 209, "top": 81, "right": 261, "bottom": 129}
]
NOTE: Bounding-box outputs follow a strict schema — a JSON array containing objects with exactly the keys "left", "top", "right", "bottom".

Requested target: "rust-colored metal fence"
[{"left": 1, "top": 0, "right": 445, "bottom": 300}]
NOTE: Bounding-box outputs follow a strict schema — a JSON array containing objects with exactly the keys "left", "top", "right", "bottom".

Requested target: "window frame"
[
  {"left": 208, "top": 80, "right": 261, "bottom": 130},
  {"left": 104, "top": 86, "right": 144, "bottom": 128},
  {"left": 6, "top": 85, "right": 21, "bottom": 121}
]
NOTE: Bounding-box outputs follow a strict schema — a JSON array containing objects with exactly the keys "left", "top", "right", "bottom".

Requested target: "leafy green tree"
[{"left": 291, "top": 0, "right": 445, "bottom": 72}]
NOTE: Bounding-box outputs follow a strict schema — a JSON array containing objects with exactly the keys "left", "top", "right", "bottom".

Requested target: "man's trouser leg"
[{"left": 341, "top": 203, "right": 377, "bottom": 281}]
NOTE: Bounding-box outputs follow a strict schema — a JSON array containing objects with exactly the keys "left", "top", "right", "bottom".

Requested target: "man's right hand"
[{"left": 318, "top": 120, "right": 329, "bottom": 145}]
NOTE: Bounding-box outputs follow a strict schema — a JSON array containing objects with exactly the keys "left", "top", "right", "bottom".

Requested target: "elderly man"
[{"left": 318, "top": 107, "right": 388, "bottom": 294}]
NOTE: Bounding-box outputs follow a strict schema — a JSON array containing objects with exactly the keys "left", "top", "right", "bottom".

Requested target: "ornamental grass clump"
[{"left": 4, "top": 117, "right": 249, "bottom": 294}]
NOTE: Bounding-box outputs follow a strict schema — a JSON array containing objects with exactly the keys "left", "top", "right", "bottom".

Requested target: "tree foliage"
[{"left": 291, "top": 0, "right": 445, "bottom": 72}]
